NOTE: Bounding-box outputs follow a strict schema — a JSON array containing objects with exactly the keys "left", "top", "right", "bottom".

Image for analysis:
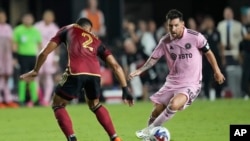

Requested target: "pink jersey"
[
  {"left": 151, "top": 28, "right": 208, "bottom": 85},
  {"left": 35, "top": 21, "right": 59, "bottom": 74},
  {"left": 0, "top": 23, "right": 13, "bottom": 75},
  {"left": 35, "top": 21, "right": 59, "bottom": 47}
]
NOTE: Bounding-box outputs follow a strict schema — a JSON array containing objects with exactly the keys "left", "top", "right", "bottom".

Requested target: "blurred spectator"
[
  {"left": 154, "top": 20, "right": 169, "bottom": 85},
  {"left": 121, "top": 38, "right": 145, "bottom": 100},
  {"left": 35, "top": 10, "right": 59, "bottom": 106},
  {"left": 217, "top": 7, "right": 243, "bottom": 98},
  {"left": 136, "top": 19, "right": 157, "bottom": 56},
  {"left": 201, "top": 15, "right": 224, "bottom": 100},
  {"left": 147, "top": 19, "right": 158, "bottom": 43},
  {"left": 137, "top": 20, "right": 159, "bottom": 98},
  {"left": 0, "top": 9, "right": 19, "bottom": 108},
  {"left": 156, "top": 21, "right": 168, "bottom": 41},
  {"left": 121, "top": 18, "right": 139, "bottom": 43},
  {"left": 79, "top": 0, "right": 106, "bottom": 38},
  {"left": 239, "top": 8, "right": 250, "bottom": 100},
  {"left": 186, "top": 17, "right": 198, "bottom": 31},
  {"left": 13, "top": 13, "right": 42, "bottom": 106}
]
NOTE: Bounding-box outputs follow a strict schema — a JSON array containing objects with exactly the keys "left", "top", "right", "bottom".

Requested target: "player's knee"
[
  {"left": 168, "top": 101, "right": 182, "bottom": 111},
  {"left": 169, "top": 94, "right": 188, "bottom": 110},
  {"left": 87, "top": 99, "right": 100, "bottom": 108},
  {"left": 89, "top": 102, "right": 102, "bottom": 112}
]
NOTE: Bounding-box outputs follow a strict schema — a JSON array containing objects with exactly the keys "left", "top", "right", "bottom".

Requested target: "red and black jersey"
[{"left": 50, "top": 24, "right": 111, "bottom": 76}]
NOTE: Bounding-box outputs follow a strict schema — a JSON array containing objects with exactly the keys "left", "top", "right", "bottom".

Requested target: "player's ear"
[{"left": 182, "top": 21, "right": 185, "bottom": 26}]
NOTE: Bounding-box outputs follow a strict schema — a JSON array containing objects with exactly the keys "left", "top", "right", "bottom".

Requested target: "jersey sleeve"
[
  {"left": 198, "top": 33, "right": 210, "bottom": 53},
  {"left": 97, "top": 44, "right": 112, "bottom": 61},
  {"left": 50, "top": 26, "right": 68, "bottom": 44},
  {"left": 151, "top": 40, "right": 164, "bottom": 59}
]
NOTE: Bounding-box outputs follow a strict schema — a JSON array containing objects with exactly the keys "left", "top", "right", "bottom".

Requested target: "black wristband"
[{"left": 122, "top": 87, "right": 128, "bottom": 92}]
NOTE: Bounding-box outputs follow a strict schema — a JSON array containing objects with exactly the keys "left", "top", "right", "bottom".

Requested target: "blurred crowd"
[{"left": 0, "top": 0, "right": 250, "bottom": 108}]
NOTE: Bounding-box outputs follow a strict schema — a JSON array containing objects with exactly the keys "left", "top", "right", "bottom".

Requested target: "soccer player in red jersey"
[{"left": 20, "top": 18, "right": 134, "bottom": 141}]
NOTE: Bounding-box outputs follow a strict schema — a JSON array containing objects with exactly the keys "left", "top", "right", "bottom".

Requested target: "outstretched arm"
[
  {"left": 204, "top": 50, "right": 225, "bottom": 84},
  {"left": 106, "top": 55, "right": 128, "bottom": 87},
  {"left": 33, "top": 42, "right": 58, "bottom": 72},
  {"left": 20, "top": 42, "right": 58, "bottom": 81},
  {"left": 105, "top": 55, "right": 134, "bottom": 106},
  {"left": 128, "top": 57, "right": 159, "bottom": 80}
]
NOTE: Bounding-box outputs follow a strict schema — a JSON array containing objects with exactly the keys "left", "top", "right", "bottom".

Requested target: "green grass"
[{"left": 0, "top": 99, "right": 249, "bottom": 141}]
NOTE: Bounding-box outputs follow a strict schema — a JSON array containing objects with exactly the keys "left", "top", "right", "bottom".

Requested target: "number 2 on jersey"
[{"left": 82, "top": 32, "right": 94, "bottom": 51}]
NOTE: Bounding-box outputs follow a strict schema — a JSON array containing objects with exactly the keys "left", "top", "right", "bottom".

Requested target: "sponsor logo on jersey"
[
  {"left": 185, "top": 43, "right": 192, "bottom": 49},
  {"left": 179, "top": 53, "right": 192, "bottom": 59},
  {"left": 170, "top": 53, "right": 177, "bottom": 60}
]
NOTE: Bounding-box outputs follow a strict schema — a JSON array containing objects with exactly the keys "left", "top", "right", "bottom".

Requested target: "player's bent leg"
[
  {"left": 151, "top": 93, "right": 188, "bottom": 127},
  {"left": 169, "top": 93, "right": 188, "bottom": 111},
  {"left": 52, "top": 94, "right": 77, "bottom": 141},
  {"left": 148, "top": 103, "right": 166, "bottom": 125},
  {"left": 87, "top": 98, "right": 120, "bottom": 141},
  {"left": 136, "top": 104, "right": 166, "bottom": 139}
]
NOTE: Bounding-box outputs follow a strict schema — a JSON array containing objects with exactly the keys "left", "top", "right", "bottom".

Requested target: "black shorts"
[{"left": 55, "top": 72, "right": 101, "bottom": 101}]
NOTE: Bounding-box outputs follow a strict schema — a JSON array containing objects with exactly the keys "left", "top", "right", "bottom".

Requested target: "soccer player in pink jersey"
[
  {"left": 35, "top": 10, "right": 59, "bottom": 106},
  {"left": 128, "top": 9, "right": 225, "bottom": 139},
  {"left": 0, "top": 9, "right": 19, "bottom": 108}
]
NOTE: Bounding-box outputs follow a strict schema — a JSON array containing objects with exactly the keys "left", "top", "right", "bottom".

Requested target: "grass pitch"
[{"left": 0, "top": 99, "right": 249, "bottom": 141}]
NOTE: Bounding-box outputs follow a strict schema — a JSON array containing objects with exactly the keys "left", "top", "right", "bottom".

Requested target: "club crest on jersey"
[
  {"left": 185, "top": 43, "right": 191, "bottom": 49},
  {"left": 170, "top": 53, "right": 177, "bottom": 60}
]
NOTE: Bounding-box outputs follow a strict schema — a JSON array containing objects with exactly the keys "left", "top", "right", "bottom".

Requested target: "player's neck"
[{"left": 177, "top": 29, "right": 184, "bottom": 39}]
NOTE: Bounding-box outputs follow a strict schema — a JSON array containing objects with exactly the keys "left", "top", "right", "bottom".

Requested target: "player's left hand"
[
  {"left": 122, "top": 87, "right": 134, "bottom": 107},
  {"left": 20, "top": 70, "right": 38, "bottom": 82},
  {"left": 214, "top": 71, "right": 225, "bottom": 85}
]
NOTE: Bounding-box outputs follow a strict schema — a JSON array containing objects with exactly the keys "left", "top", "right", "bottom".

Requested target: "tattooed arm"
[{"left": 128, "top": 57, "right": 159, "bottom": 80}]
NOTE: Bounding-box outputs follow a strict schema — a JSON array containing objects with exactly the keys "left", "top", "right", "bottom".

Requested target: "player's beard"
[{"left": 170, "top": 32, "right": 178, "bottom": 39}]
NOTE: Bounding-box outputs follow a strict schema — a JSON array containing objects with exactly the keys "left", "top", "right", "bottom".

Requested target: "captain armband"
[{"left": 200, "top": 42, "right": 210, "bottom": 53}]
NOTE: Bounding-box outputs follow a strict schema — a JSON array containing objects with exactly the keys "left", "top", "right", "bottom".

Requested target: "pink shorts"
[
  {"left": 150, "top": 81, "right": 201, "bottom": 109},
  {"left": 0, "top": 47, "right": 12, "bottom": 75}
]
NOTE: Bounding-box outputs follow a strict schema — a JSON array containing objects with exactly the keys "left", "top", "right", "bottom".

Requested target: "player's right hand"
[
  {"left": 214, "top": 71, "right": 225, "bottom": 85},
  {"left": 128, "top": 69, "right": 142, "bottom": 80},
  {"left": 20, "top": 70, "right": 38, "bottom": 82},
  {"left": 122, "top": 87, "right": 134, "bottom": 107}
]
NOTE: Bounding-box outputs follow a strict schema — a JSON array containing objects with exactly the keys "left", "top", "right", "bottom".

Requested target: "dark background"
[{"left": 0, "top": 0, "right": 250, "bottom": 43}]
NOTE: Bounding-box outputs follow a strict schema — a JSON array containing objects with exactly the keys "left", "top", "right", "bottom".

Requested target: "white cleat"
[{"left": 135, "top": 127, "right": 151, "bottom": 139}]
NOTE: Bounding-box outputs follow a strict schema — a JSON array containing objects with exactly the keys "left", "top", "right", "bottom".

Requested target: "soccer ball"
[{"left": 148, "top": 126, "right": 171, "bottom": 141}]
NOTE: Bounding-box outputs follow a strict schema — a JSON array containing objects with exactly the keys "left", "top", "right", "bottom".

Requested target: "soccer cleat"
[
  {"left": 0, "top": 103, "right": 6, "bottom": 109},
  {"left": 112, "top": 137, "right": 122, "bottom": 141},
  {"left": 68, "top": 136, "right": 77, "bottom": 141},
  {"left": 6, "top": 102, "right": 19, "bottom": 108},
  {"left": 135, "top": 127, "right": 152, "bottom": 139}
]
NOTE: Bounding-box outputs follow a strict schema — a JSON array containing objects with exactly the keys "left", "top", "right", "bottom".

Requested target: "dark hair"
[
  {"left": 166, "top": 9, "right": 183, "bottom": 21},
  {"left": 76, "top": 18, "right": 92, "bottom": 27}
]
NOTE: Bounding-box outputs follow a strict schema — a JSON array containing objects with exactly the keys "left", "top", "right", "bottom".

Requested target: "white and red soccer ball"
[{"left": 148, "top": 126, "right": 171, "bottom": 141}]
